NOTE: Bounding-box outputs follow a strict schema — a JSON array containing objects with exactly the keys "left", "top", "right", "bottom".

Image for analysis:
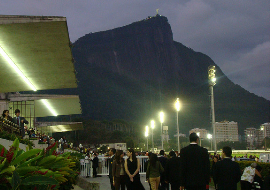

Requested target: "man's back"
[
  {"left": 180, "top": 144, "right": 210, "bottom": 188},
  {"left": 213, "top": 158, "right": 241, "bottom": 190}
]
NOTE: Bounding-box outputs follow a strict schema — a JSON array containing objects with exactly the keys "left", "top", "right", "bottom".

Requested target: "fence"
[{"left": 80, "top": 156, "right": 149, "bottom": 177}]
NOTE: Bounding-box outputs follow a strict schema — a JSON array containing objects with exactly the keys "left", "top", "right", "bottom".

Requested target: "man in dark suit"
[
  {"left": 180, "top": 133, "right": 210, "bottom": 190},
  {"left": 158, "top": 150, "right": 169, "bottom": 190},
  {"left": 108, "top": 148, "right": 116, "bottom": 190},
  {"left": 165, "top": 151, "right": 181, "bottom": 190},
  {"left": 213, "top": 146, "right": 241, "bottom": 190},
  {"left": 13, "top": 109, "right": 28, "bottom": 138},
  {"left": 92, "top": 153, "right": 99, "bottom": 177}
]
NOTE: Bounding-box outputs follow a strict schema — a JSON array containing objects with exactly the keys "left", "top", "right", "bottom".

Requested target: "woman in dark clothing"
[
  {"left": 124, "top": 149, "right": 145, "bottom": 190},
  {"left": 112, "top": 150, "right": 126, "bottom": 190},
  {"left": 211, "top": 156, "right": 218, "bottom": 190},
  {"left": 146, "top": 154, "right": 164, "bottom": 190}
]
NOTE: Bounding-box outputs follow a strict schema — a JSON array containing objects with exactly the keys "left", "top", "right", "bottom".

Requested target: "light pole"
[
  {"left": 145, "top": 126, "right": 149, "bottom": 151},
  {"left": 208, "top": 65, "right": 217, "bottom": 152},
  {"left": 261, "top": 126, "right": 267, "bottom": 151},
  {"left": 207, "top": 134, "right": 212, "bottom": 150},
  {"left": 160, "top": 111, "right": 164, "bottom": 150},
  {"left": 175, "top": 98, "right": 181, "bottom": 153},
  {"left": 151, "top": 120, "right": 155, "bottom": 151},
  {"left": 196, "top": 132, "right": 201, "bottom": 146}
]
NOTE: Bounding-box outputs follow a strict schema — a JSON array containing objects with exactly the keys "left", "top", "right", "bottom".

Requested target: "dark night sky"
[{"left": 1, "top": 0, "right": 269, "bottom": 100}]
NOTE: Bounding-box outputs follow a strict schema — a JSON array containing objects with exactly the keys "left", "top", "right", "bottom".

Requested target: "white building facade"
[{"left": 215, "top": 121, "right": 239, "bottom": 143}]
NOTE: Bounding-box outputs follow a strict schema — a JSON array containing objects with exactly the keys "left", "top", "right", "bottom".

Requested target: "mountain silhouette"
[{"left": 60, "top": 15, "right": 270, "bottom": 135}]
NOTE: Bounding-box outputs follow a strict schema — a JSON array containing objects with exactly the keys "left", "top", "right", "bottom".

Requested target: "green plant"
[{"left": 0, "top": 138, "right": 79, "bottom": 190}]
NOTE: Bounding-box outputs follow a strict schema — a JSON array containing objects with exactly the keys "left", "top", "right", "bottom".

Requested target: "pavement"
[{"left": 76, "top": 175, "right": 215, "bottom": 190}]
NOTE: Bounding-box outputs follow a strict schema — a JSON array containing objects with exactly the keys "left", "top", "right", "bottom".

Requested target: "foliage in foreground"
[{"left": 0, "top": 138, "right": 79, "bottom": 190}]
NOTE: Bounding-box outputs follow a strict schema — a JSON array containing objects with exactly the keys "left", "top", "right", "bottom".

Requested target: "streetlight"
[
  {"left": 207, "top": 134, "right": 213, "bottom": 150},
  {"left": 208, "top": 65, "right": 217, "bottom": 152},
  {"left": 261, "top": 126, "right": 267, "bottom": 151},
  {"left": 175, "top": 98, "right": 181, "bottom": 153},
  {"left": 151, "top": 120, "right": 155, "bottom": 151},
  {"left": 196, "top": 132, "right": 201, "bottom": 146},
  {"left": 145, "top": 126, "right": 149, "bottom": 151},
  {"left": 160, "top": 111, "right": 164, "bottom": 150}
]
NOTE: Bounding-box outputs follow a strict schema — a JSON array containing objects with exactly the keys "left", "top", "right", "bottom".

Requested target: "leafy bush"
[
  {"left": 236, "top": 161, "right": 270, "bottom": 177},
  {"left": 0, "top": 138, "right": 79, "bottom": 190},
  {"left": 0, "top": 131, "right": 34, "bottom": 147}
]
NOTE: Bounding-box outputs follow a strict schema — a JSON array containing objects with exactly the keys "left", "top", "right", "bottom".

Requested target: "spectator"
[
  {"left": 92, "top": 153, "right": 99, "bottom": 178},
  {"left": 124, "top": 149, "right": 145, "bottom": 190},
  {"left": 165, "top": 151, "right": 181, "bottom": 190},
  {"left": 180, "top": 133, "right": 210, "bottom": 190},
  {"left": 112, "top": 150, "right": 126, "bottom": 190},
  {"left": 211, "top": 156, "right": 218, "bottom": 189},
  {"left": 158, "top": 150, "right": 169, "bottom": 190},
  {"left": 109, "top": 148, "right": 116, "bottom": 190},
  {"left": 13, "top": 109, "right": 28, "bottom": 138},
  {"left": 241, "top": 162, "right": 262, "bottom": 190},
  {"left": 146, "top": 154, "right": 164, "bottom": 190},
  {"left": 213, "top": 146, "right": 241, "bottom": 190}
]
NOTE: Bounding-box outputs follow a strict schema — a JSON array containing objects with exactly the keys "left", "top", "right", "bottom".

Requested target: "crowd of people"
[{"left": 85, "top": 133, "right": 270, "bottom": 190}]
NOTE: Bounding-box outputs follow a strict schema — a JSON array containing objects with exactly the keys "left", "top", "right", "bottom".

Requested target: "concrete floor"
[{"left": 77, "top": 175, "right": 215, "bottom": 190}]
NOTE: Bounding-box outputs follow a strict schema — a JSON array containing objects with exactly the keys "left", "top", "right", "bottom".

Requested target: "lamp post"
[
  {"left": 151, "top": 120, "right": 155, "bottom": 151},
  {"left": 175, "top": 98, "right": 181, "bottom": 153},
  {"left": 207, "top": 134, "right": 212, "bottom": 150},
  {"left": 160, "top": 111, "right": 164, "bottom": 150},
  {"left": 145, "top": 126, "right": 149, "bottom": 151},
  {"left": 208, "top": 65, "right": 217, "bottom": 152},
  {"left": 261, "top": 126, "right": 267, "bottom": 151}
]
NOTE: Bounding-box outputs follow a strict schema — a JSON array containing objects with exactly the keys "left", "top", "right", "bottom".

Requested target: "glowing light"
[
  {"left": 211, "top": 78, "right": 216, "bottom": 82},
  {"left": 41, "top": 99, "right": 57, "bottom": 116},
  {"left": 0, "top": 45, "right": 37, "bottom": 91},
  {"left": 175, "top": 98, "right": 181, "bottom": 112},
  {"left": 196, "top": 132, "right": 200, "bottom": 137},
  {"left": 207, "top": 134, "right": 212, "bottom": 139},
  {"left": 145, "top": 126, "right": 149, "bottom": 137},
  {"left": 160, "top": 111, "right": 164, "bottom": 123},
  {"left": 151, "top": 120, "right": 155, "bottom": 129}
]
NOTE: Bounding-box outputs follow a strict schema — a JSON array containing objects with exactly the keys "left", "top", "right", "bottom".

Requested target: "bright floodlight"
[
  {"left": 145, "top": 131, "right": 148, "bottom": 137},
  {"left": 196, "top": 132, "right": 200, "bottom": 137},
  {"left": 207, "top": 134, "right": 212, "bottom": 139},
  {"left": 208, "top": 65, "right": 216, "bottom": 86},
  {"left": 151, "top": 120, "right": 155, "bottom": 129},
  {"left": 175, "top": 98, "right": 180, "bottom": 112},
  {"left": 160, "top": 112, "right": 164, "bottom": 123},
  {"left": 261, "top": 126, "right": 264, "bottom": 130},
  {"left": 145, "top": 125, "right": 149, "bottom": 133}
]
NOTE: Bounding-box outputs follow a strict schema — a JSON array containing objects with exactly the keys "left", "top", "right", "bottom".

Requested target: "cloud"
[{"left": 0, "top": 0, "right": 269, "bottom": 100}]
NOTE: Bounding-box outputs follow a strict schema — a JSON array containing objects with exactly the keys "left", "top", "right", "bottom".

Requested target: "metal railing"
[{"left": 80, "top": 156, "right": 149, "bottom": 177}]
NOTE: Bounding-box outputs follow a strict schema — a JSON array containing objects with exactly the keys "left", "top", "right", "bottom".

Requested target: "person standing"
[
  {"left": 165, "top": 151, "right": 181, "bottom": 190},
  {"left": 146, "top": 154, "right": 164, "bottom": 190},
  {"left": 211, "top": 156, "right": 219, "bottom": 189},
  {"left": 112, "top": 150, "right": 126, "bottom": 190},
  {"left": 213, "top": 146, "right": 241, "bottom": 190},
  {"left": 92, "top": 153, "right": 99, "bottom": 178},
  {"left": 13, "top": 109, "right": 28, "bottom": 138},
  {"left": 109, "top": 148, "right": 116, "bottom": 190},
  {"left": 124, "top": 149, "right": 145, "bottom": 190},
  {"left": 158, "top": 150, "right": 169, "bottom": 190},
  {"left": 180, "top": 133, "right": 210, "bottom": 190}
]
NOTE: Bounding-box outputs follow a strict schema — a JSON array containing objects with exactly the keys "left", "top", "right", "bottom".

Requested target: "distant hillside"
[{"left": 69, "top": 15, "right": 269, "bottom": 135}]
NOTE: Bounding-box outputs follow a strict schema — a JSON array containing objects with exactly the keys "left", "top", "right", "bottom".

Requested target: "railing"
[
  {"left": 80, "top": 156, "right": 149, "bottom": 177},
  {"left": 0, "top": 118, "right": 20, "bottom": 134}
]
